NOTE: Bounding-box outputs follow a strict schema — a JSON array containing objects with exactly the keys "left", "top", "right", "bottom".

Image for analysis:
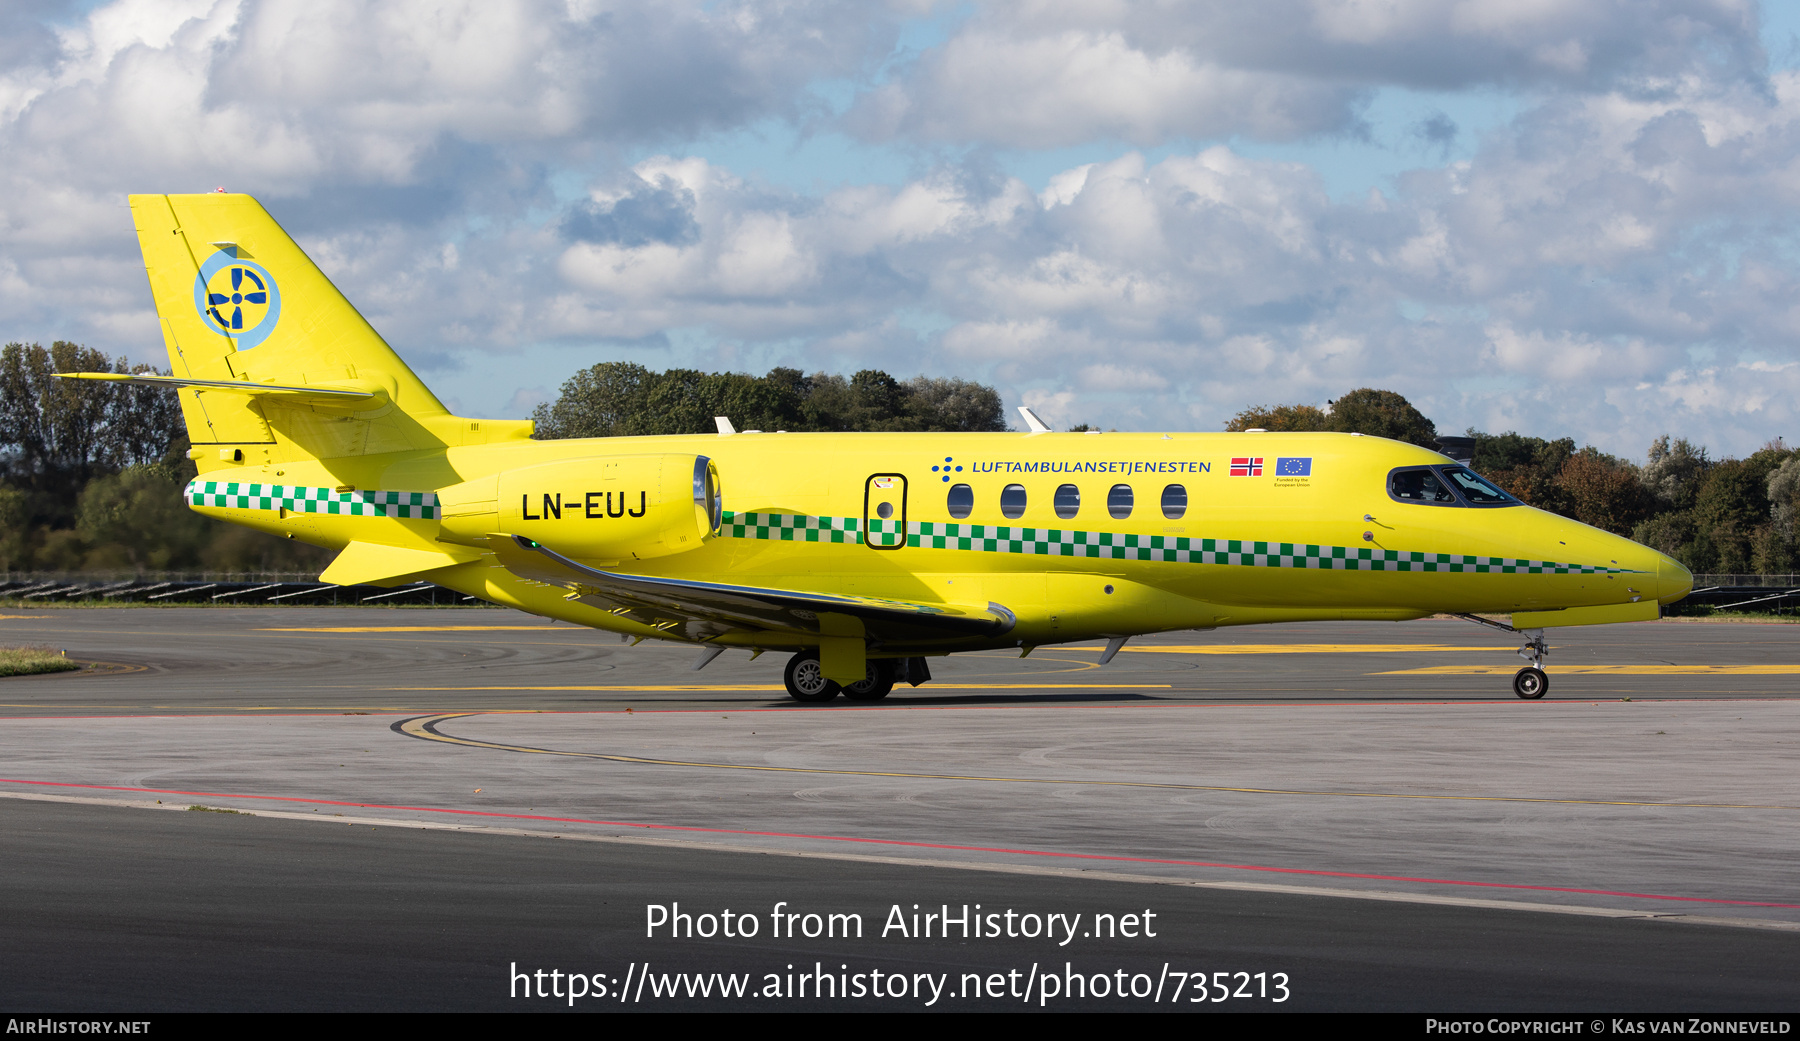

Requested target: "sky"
[{"left": 3, "top": 0, "right": 1798, "bottom": 459}]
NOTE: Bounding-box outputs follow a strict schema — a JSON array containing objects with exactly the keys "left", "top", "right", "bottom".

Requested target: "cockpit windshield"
[
  {"left": 1387, "top": 465, "right": 1520, "bottom": 507},
  {"left": 1440, "top": 466, "right": 1518, "bottom": 506}
]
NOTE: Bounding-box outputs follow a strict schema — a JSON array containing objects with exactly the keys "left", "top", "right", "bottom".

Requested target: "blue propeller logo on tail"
[{"left": 192, "top": 249, "right": 281, "bottom": 350}]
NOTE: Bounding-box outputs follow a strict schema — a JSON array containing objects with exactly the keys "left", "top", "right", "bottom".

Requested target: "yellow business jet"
[{"left": 60, "top": 194, "right": 1691, "bottom": 702}]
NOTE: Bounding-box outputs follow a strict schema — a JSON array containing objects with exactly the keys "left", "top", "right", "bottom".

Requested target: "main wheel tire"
[
  {"left": 1513, "top": 666, "right": 1548, "bottom": 700},
  {"left": 841, "top": 659, "right": 895, "bottom": 701},
  {"left": 784, "top": 653, "right": 839, "bottom": 702}
]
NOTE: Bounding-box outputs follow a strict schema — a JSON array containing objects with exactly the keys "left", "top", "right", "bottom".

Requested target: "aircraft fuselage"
[{"left": 186, "top": 428, "right": 1689, "bottom": 654}]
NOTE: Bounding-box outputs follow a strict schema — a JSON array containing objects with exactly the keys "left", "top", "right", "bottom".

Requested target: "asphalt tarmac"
[
  {"left": 1, "top": 606, "right": 1797, "bottom": 715},
  {"left": 1, "top": 607, "right": 1797, "bottom": 1012}
]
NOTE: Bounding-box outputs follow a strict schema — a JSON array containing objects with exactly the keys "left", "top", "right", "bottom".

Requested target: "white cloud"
[
  {"left": 1077, "top": 362, "right": 1169, "bottom": 392},
  {"left": 847, "top": 0, "right": 1765, "bottom": 147},
  {"left": 848, "top": 27, "right": 1358, "bottom": 147},
  {"left": 0, "top": 0, "right": 896, "bottom": 242},
  {"left": 2, "top": 0, "right": 1796, "bottom": 462}
]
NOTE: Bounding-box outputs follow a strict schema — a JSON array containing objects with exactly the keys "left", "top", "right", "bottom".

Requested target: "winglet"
[
  {"left": 1017, "top": 406, "right": 1051, "bottom": 434},
  {"left": 714, "top": 416, "right": 736, "bottom": 435}
]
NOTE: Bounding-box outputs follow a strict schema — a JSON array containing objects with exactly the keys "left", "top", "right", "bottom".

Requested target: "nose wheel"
[{"left": 1512, "top": 667, "right": 1548, "bottom": 699}]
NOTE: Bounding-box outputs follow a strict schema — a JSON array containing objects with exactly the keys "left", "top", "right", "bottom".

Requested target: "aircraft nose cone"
[{"left": 1657, "top": 554, "right": 1693, "bottom": 605}]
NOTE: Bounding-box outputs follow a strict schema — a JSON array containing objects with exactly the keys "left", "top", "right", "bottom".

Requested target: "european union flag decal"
[{"left": 1275, "top": 457, "right": 1312, "bottom": 476}]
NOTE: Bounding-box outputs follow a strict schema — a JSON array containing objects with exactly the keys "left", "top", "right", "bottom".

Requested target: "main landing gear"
[
  {"left": 842, "top": 660, "right": 896, "bottom": 702},
  {"left": 782, "top": 653, "right": 896, "bottom": 703},
  {"left": 1513, "top": 629, "right": 1549, "bottom": 700}
]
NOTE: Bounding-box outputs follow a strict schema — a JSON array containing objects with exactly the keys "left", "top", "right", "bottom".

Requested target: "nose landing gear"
[
  {"left": 1451, "top": 614, "right": 1554, "bottom": 699},
  {"left": 1513, "top": 629, "right": 1548, "bottom": 700}
]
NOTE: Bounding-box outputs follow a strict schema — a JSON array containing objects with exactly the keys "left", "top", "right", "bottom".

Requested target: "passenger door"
[{"left": 863, "top": 474, "right": 908, "bottom": 550}]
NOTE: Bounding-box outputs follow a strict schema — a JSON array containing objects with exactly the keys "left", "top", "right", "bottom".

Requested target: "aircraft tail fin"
[{"left": 102, "top": 193, "right": 526, "bottom": 462}]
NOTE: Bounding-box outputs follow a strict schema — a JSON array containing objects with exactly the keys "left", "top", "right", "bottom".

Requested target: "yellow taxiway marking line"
[
  {"left": 0, "top": 705, "right": 429, "bottom": 711},
  {"left": 1383, "top": 665, "right": 1800, "bottom": 676},
  {"left": 256, "top": 626, "right": 578, "bottom": 633},
  {"left": 385, "top": 683, "right": 1172, "bottom": 692},
  {"left": 1123, "top": 644, "right": 1512, "bottom": 654},
  {"left": 397, "top": 713, "right": 1800, "bottom": 811}
]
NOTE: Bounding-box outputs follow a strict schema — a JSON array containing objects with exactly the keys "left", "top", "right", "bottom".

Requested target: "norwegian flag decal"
[{"left": 1230, "top": 457, "right": 1264, "bottom": 477}]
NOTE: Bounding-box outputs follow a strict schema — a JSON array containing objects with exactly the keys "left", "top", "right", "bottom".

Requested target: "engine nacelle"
[{"left": 439, "top": 454, "right": 720, "bottom": 562}]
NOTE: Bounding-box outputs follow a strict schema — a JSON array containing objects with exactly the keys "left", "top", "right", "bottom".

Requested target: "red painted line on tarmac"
[
  {"left": 2, "top": 775, "right": 1797, "bottom": 910},
  {"left": 428, "top": 696, "right": 1792, "bottom": 715}
]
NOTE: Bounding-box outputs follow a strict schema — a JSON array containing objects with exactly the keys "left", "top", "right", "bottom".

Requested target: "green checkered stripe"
[
  {"left": 723, "top": 510, "right": 864, "bottom": 543},
  {"left": 722, "top": 511, "right": 1630, "bottom": 575},
  {"left": 185, "top": 481, "right": 439, "bottom": 520}
]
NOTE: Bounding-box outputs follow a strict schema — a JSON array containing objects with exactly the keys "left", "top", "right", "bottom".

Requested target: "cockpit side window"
[
  {"left": 1388, "top": 467, "right": 1460, "bottom": 505},
  {"left": 1440, "top": 466, "right": 1519, "bottom": 506}
]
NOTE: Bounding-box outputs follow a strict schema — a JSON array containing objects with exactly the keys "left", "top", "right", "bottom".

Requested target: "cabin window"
[
  {"left": 947, "top": 483, "right": 973, "bottom": 519},
  {"left": 1161, "top": 484, "right": 1187, "bottom": 520},
  {"left": 1054, "top": 483, "right": 1081, "bottom": 519},
  {"left": 1000, "top": 484, "right": 1028, "bottom": 519},
  {"left": 1107, "top": 483, "right": 1134, "bottom": 519},
  {"left": 1388, "top": 467, "right": 1459, "bottom": 505},
  {"left": 1440, "top": 466, "right": 1518, "bottom": 506}
]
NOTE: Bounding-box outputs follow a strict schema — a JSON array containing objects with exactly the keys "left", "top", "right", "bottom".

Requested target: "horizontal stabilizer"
[
  {"left": 320, "top": 540, "right": 484, "bottom": 588},
  {"left": 55, "top": 372, "right": 383, "bottom": 406},
  {"left": 491, "top": 534, "right": 1014, "bottom": 645}
]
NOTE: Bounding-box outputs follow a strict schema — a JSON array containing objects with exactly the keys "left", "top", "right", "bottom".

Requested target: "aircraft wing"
[{"left": 489, "top": 534, "right": 1015, "bottom": 646}]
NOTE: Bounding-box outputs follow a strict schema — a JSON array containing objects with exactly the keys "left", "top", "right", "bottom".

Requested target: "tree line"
[
  {"left": 1228, "top": 389, "right": 1799, "bottom": 575},
  {"left": 0, "top": 341, "right": 333, "bottom": 573},
  {"left": 0, "top": 350, "right": 1008, "bottom": 574},
  {"left": 531, "top": 362, "right": 1008, "bottom": 438},
  {"left": 3, "top": 344, "right": 1794, "bottom": 576}
]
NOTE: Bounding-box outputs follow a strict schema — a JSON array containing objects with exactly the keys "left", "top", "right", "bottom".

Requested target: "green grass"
[{"left": 0, "top": 646, "right": 83, "bottom": 677}]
